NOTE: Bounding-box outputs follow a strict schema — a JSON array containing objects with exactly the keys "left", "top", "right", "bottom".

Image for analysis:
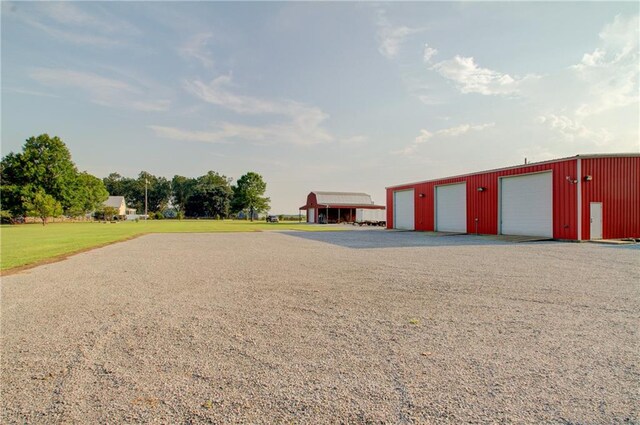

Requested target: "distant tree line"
[
  {"left": 1, "top": 134, "right": 271, "bottom": 224},
  {"left": 103, "top": 170, "right": 270, "bottom": 220}
]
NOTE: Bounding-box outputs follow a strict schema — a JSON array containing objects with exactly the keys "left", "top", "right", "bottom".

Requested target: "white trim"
[{"left": 577, "top": 158, "right": 582, "bottom": 241}]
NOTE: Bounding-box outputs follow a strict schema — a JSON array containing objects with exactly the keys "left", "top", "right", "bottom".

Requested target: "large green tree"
[
  {"left": 184, "top": 171, "right": 233, "bottom": 218},
  {"left": 22, "top": 188, "right": 63, "bottom": 226},
  {"left": 17, "top": 135, "right": 79, "bottom": 210},
  {"left": 1, "top": 134, "right": 107, "bottom": 221},
  {"left": 171, "top": 175, "right": 197, "bottom": 215},
  {"left": 138, "top": 172, "right": 172, "bottom": 213},
  {"left": 103, "top": 173, "right": 126, "bottom": 198},
  {"left": 0, "top": 152, "right": 28, "bottom": 216},
  {"left": 71, "top": 172, "right": 109, "bottom": 216},
  {"left": 231, "top": 172, "right": 270, "bottom": 221}
]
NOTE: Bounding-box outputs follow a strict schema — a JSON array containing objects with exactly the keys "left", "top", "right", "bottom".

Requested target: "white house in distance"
[{"left": 103, "top": 196, "right": 136, "bottom": 218}]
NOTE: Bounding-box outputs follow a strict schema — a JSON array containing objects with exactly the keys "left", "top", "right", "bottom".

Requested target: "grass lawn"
[{"left": 0, "top": 220, "right": 340, "bottom": 272}]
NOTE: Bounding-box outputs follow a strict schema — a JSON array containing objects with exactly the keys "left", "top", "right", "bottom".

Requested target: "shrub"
[{"left": 0, "top": 210, "right": 13, "bottom": 224}]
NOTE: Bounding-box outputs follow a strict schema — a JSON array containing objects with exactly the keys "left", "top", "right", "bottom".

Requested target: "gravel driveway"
[{"left": 1, "top": 231, "right": 638, "bottom": 423}]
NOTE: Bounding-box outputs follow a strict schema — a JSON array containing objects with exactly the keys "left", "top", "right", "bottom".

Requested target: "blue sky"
[{"left": 2, "top": 2, "right": 638, "bottom": 213}]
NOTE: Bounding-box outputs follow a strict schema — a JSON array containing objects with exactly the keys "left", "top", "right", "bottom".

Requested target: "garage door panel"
[
  {"left": 501, "top": 172, "right": 552, "bottom": 237},
  {"left": 436, "top": 183, "right": 467, "bottom": 232},
  {"left": 394, "top": 190, "right": 414, "bottom": 230}
]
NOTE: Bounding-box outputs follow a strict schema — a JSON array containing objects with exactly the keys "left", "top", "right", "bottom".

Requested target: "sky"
[{"left": 2, "top": 1, "right": 638, "bottom": 214}]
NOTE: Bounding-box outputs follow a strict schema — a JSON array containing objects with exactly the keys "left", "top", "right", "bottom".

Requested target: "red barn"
[
  {"left": 386, "top": 154, "right": 640, "bottom": 241},
  {"left": 300, "top": 191, "right": 385, "bottom": 224}
]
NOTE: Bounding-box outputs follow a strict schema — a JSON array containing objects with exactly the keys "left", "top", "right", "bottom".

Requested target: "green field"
[{"left": 0, "top": 220, "right": 339, "bottom": 272}]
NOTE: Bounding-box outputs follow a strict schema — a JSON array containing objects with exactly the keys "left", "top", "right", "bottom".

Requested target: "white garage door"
[
  {"left": 435, "top": 183, "right": 467, "bottom": 232},
  {"left": 394, "top": 189, "right": 414, "bottom": 230},
  {"left": 307, "top": 208, "right": 315, "bottom": 223},
  {"left": 500, "top": 172, "right": 552, "bottom": 237}
]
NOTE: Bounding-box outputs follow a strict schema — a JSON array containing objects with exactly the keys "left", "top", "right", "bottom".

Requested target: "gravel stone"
[{"left": 1, "top": 230, "right": 638, "bottom": 423}]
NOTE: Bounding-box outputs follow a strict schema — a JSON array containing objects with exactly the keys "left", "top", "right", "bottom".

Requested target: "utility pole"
[{"left": 145, "top": 178, "right": 148, "bottom": 220}]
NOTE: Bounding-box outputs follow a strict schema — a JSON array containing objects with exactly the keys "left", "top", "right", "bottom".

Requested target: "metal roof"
[
  {"left": 386, "top": 153, "right": 640, "bottom": 189},
  {"left": 312, "top": 191, "right": 374, "bottom": 206},
  {"left": 103, "top": 196, "right": 125, "bottom": 208}
]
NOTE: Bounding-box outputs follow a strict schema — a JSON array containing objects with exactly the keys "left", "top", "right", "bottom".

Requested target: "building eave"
[{"left": 386, "top": 153, "right": 640, "bottom": 190}]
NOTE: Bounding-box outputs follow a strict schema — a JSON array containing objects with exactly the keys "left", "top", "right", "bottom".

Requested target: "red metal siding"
[
  {"left": 306, "top": 193, "right": 319, "bottom": 222},
  {"left": 580, "top": 157, "right": 640, "bottom": 239},
  {"left": 387, "top": 159, "right": 579, "bottom": 239},
  {"left": 386, "top": 189, "right": 394, "bottom": 228}
]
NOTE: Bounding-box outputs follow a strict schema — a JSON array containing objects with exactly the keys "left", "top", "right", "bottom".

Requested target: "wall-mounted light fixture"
[
  {"left": 566, "top": 176, "right": 578, "bottom": 184},
  {"left": 418, "top": 193, "right": 426, "bottom": 198},
  {"left": 477, "top": 187, "right": 486, "bottom": 192},
  {"left": 584, "top": 175, "right": 593, "bottom": 181}
]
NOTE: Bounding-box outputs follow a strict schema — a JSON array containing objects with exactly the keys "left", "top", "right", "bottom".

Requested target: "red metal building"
[
  {"left": 300, "top": 191, "right": 385, "bottom": 224},
  {"left": 386, "top": 154, "right": 640, "bottom": 240}
]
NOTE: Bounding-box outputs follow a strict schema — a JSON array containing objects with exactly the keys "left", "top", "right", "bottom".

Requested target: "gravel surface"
[{"left": 1, "top": 231, "right": 638, "bottom": 423}]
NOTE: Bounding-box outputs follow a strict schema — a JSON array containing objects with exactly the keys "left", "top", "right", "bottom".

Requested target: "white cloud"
[
  {"left": 21, "top": 17, "right": 120, "bottom": 47},
  {"left": 571, "top": 14, "right": 639, "bottom": 116},
  {"left": 2, "top": 87, "right": 60, "bottom": 98},
  {"left": 30, "top": 68, "right": 133, "bottom": 92},
  {"left": 8, "top": 2, "right": 138, "bottom": 47},
  {"left": 392, "top": 145, "right": 419, "bottom": 156},
  {"left": 180, "top": 33, "right": 215, "bottom": 68},
  {"left": 148, "top": 125, "right": 229, "bottom": 144},
  {"left": 29, "top": 68, "right": 170, "bottom": 112},
  {"left": 181, "top": 75, "right": 334, "bottom": 145},
  {"left": 436, "top": 122, "right": 495, "bottom": 137},
  {"left": 149, "top": 119, "right": 332, "bottom": 147},
  {"left": 536, "top": 115, "right": 613, "bottom": 146},
  {"left": 185, "top": 75, "right": 315, "bottom": 116},
  {"left": 531, "top": 15, "right": 638, "bottom": 149},
  {"left": 340, "top": 135, "right": 368, "bottom": 146},
  {"left": 431, "top": 56, "right": 536, "bottom": 96},
  {"left": 376, "top": 9, "right": 425, "bottom": 59},
  {"left": 393, "top": 123, "right": 494, "bottom": 156},
  {"left": 415, "top": 129, "right": 433, "bottom": 144},
  {"left": 423, "top": 43, "right": 438, "bottom": 63},
  {"left": 129, "top": 100, "right": 172, "bottom": 112},
  {"left": 42, "top": 2, "right": 138, "bottom": 34}
]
